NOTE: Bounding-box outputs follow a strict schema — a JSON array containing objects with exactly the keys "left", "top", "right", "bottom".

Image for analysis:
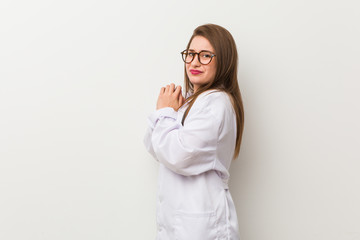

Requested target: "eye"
[
  {"left": 201, "top": 52, "right": 212, "bottom": 58},
  {"left": 188, "top": 52, "right": 195, "bottom": 57}
]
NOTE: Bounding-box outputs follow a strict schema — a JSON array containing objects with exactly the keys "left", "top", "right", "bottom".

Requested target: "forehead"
[{"left": 189, "top": 36, "right": 214, "bottom": 52}]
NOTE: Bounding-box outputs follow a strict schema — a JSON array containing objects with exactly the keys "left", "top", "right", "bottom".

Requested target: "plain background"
[{"left": 1, "top": 0, "right": 359, "bottom": 239}]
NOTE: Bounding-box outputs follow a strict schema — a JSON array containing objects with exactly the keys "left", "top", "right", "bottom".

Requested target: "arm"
[
  {"left": 151, "top": 98, "right": 221, "bottom": 176},
  {"left": 143, "top": 107, "right": 177, "bottom": 161},
  {"left": 144, "top": 83, "right": 184, "bottom": 161}
]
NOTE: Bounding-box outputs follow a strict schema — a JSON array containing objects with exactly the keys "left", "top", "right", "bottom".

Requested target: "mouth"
[{"left": 189, "top": 69, "right": 203, "bottom": 75}]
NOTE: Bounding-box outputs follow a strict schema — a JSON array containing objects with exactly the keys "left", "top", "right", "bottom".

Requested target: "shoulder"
[
  {"left": 196, "top": 90, "right": 233, "bottom": 109},
  {"left": 192, "top": 90, "right": 235, "bottom": 119}
]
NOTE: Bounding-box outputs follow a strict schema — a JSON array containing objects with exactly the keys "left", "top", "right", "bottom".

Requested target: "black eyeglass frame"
[{"left": 180, "top": 50, "right": 216, "bottom": 65}]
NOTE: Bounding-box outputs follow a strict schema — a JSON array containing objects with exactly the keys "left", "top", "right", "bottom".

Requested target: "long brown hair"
[{"left": 182, "top": 24, "right": 245, "bottom": 160}]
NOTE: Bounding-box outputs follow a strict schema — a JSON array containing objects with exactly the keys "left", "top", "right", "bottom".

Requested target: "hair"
[{"left": 181, "top": 23, "right": 245, "bottom": 160}]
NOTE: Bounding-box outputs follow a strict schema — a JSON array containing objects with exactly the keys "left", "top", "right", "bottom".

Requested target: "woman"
[{"left": 144, "top": 23, "right": 244, "bottom": 240}]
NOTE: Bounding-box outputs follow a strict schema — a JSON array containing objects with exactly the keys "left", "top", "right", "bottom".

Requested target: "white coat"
[{"left": 144, "top": 90, "right": 241, "bottom": 240}]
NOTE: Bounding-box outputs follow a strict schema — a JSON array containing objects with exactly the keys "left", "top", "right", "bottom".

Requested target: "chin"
[
  {"left": 190, "top": 77, "right": 205, "bottom": 85},
  {"left": 190, "top": 81, "right": 202, "bottom": 88}
]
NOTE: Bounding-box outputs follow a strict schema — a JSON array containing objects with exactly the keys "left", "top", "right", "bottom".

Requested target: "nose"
[{"left": 190, "top": 53, "right": 201, "bottom": 67}]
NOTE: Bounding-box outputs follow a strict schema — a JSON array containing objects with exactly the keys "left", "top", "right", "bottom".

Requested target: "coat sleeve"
[
  {"left": 143, "top": 107, "right": 178, "bottom": 161},
  {"left": 144, "top": 102, "right": 222, "bottom": 176}
]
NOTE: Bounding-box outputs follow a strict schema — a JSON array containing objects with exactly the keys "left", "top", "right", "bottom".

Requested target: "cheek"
[
  {"left": 207, "top": 66, "right": 216, "bottom": 79},
  {"left": 185, "top": 64, "right": 190, "bottom": 75}
]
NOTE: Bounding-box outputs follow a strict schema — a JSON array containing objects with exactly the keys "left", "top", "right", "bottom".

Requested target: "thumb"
[{"left": 179, "top": 91, "right": 185, "bottom": 105}]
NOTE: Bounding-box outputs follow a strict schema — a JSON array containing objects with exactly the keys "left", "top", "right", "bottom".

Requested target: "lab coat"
[{"left": 144, "top": 90, "right": 241, "bottom": 240}]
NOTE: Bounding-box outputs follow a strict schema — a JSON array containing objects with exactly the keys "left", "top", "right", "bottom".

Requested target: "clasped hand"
[{"left": 156, "top": 83, "right": 185, "bottom": 111}]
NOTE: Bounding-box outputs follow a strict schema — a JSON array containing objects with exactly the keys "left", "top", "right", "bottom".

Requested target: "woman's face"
[{"left": 186, "top": 36, "right": 217, "bottom": 93}]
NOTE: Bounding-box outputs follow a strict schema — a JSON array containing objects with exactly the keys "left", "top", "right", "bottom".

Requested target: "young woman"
[{"left": 144, "top": 23, "right": 244, "bottom": 240}]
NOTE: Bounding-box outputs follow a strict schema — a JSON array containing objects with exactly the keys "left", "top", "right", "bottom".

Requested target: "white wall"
[{"left": 1, "top": 0, "right": 359, "bottom": 239}]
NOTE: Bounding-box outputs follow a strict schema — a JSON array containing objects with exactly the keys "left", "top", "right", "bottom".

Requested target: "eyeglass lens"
[{"left": 182, "top": 51, "right": 213, "bottom": 64}]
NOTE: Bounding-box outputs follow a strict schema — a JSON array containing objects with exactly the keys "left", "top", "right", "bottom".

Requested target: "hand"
[{"left": 156, "top": 83, "right": 185, "bottom": 111}]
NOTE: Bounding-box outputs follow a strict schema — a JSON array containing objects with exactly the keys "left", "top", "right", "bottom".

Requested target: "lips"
[{"left": 190, "top": 69, "right": 203, "bottom": 75}]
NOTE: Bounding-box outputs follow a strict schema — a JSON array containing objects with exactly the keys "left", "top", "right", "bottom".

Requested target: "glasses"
[{"left": 181, "top": 50, "right": 216, "bottom": 65}]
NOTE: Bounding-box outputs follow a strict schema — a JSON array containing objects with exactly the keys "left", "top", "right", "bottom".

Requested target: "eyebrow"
[{"left": 188, "top": 49, "right": 214, "bottom": 53}]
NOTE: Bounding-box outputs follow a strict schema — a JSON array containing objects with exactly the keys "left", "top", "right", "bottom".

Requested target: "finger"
[
  {"left": 165, "top": 85, "right": 170, "bottom": 94},
  {"left": 169, "top": 83, "right": 175, "bottom": 93},
  {"left": 173, "top": 85, "right": 181, "bottom": 96},
  {"left": 159, "top": 87, "right": 165, "bottom": 94}
]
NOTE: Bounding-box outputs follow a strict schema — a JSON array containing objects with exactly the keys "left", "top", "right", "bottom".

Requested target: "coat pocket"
[{"left": 174, "top": 210, "right": 219, "bottom": 240}]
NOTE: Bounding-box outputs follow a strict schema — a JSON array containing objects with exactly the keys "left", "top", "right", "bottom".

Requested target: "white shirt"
[{"left": 144, "top": 90, "right": 241, "bottom": 240}]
